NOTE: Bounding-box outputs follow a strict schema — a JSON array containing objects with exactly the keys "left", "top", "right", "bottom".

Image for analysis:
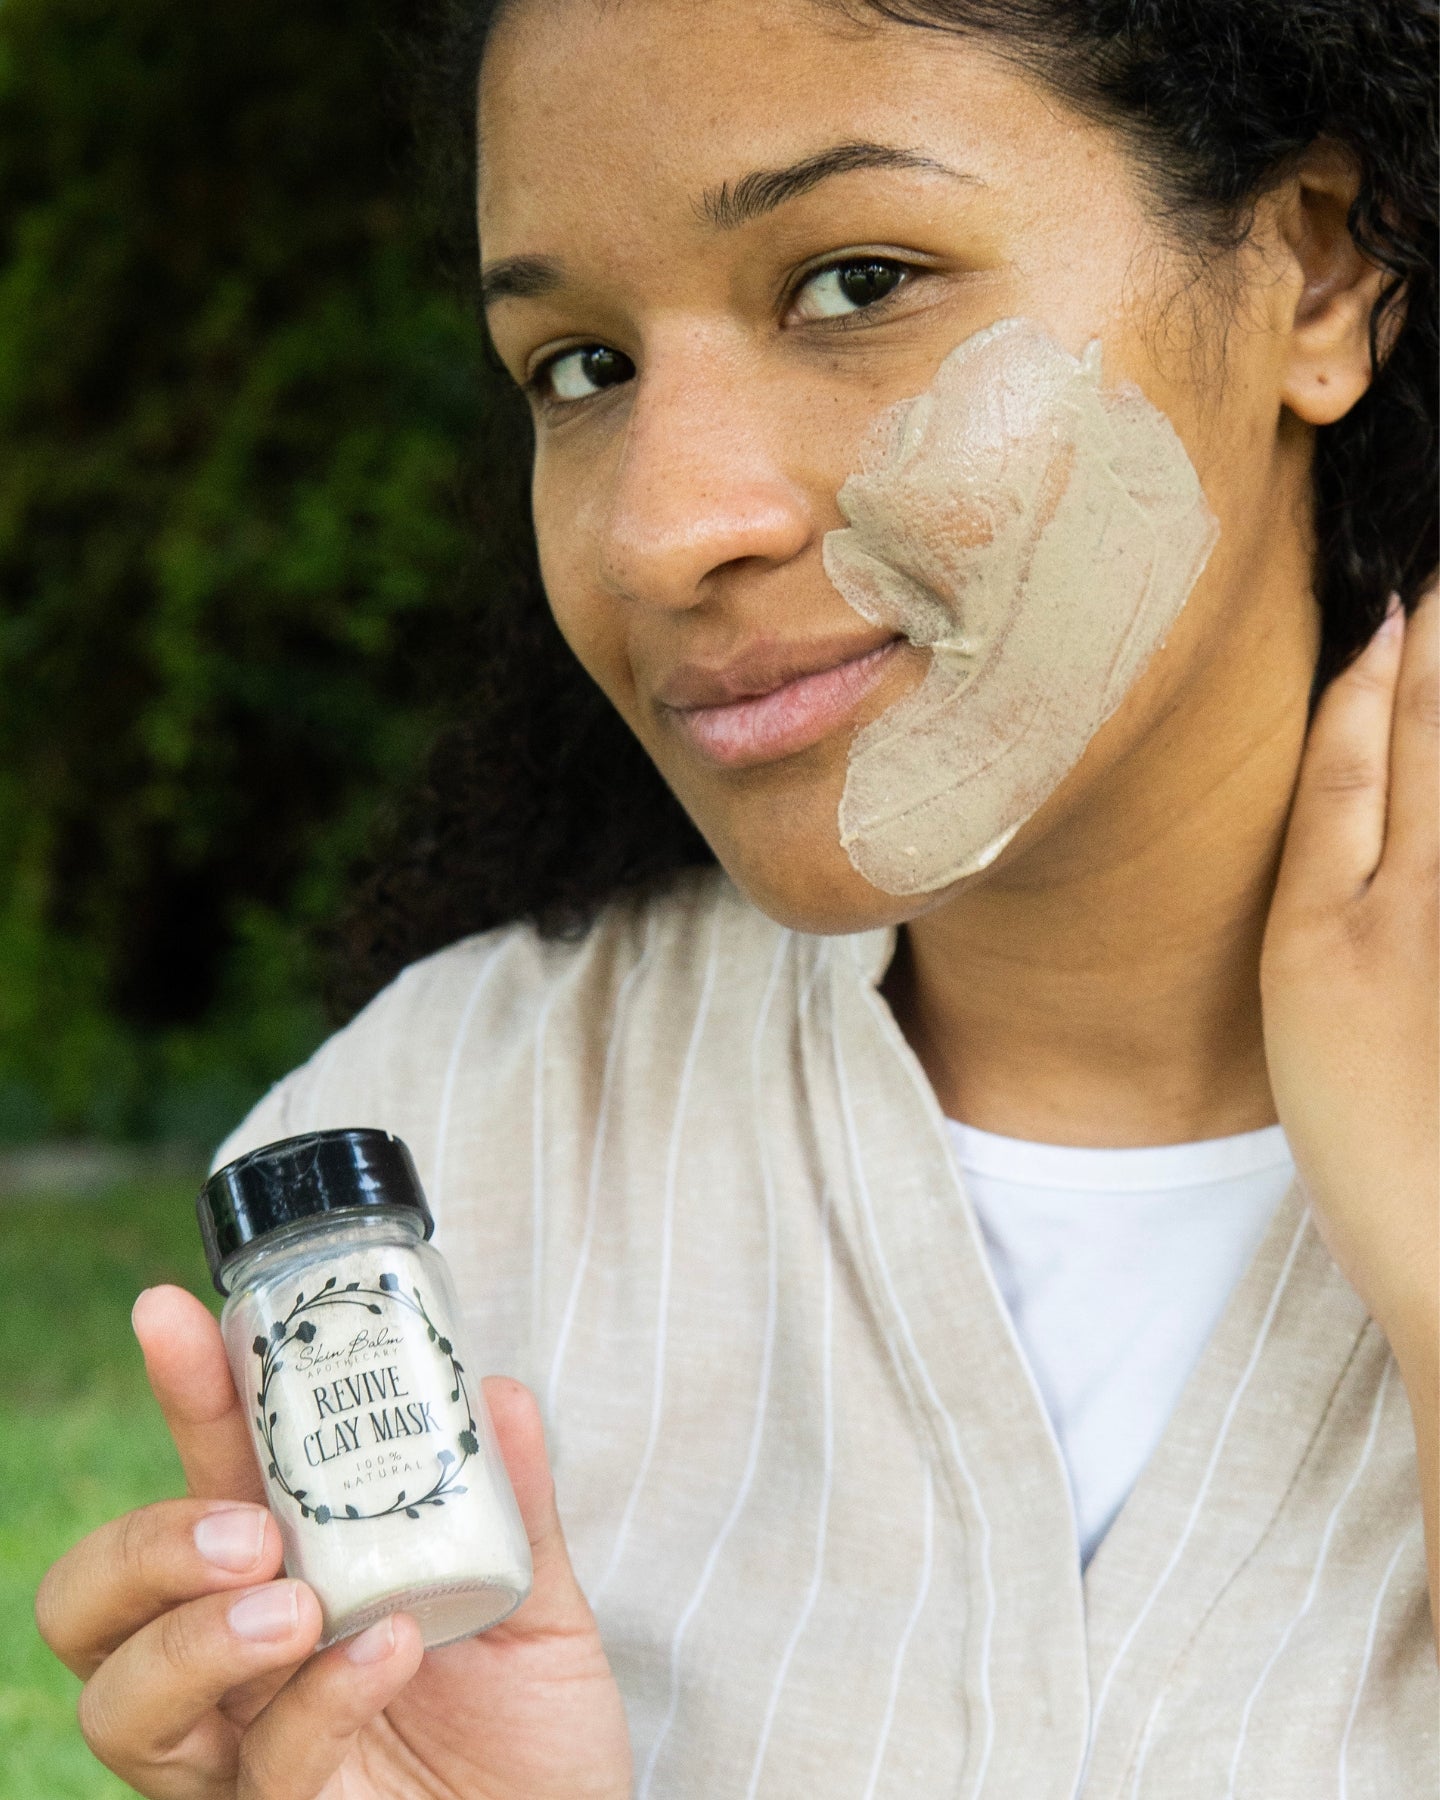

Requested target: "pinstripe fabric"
[{"left": 214, "top": 869, "right": 1436, "bottom": 1799}]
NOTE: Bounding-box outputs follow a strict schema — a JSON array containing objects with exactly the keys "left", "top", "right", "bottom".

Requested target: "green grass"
[{"left": 0, "top": 1172, "right": 216, "bottom": 1797}]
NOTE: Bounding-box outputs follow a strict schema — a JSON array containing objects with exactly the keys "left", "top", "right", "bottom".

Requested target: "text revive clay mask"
[
  {"left": 822, "top": 317, "right": 1219, "bottom": 895},
  {"left": 199, "top": 1129, "right": 532, "bottom": 1650}
]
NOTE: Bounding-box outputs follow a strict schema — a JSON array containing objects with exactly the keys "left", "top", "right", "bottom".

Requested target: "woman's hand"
[
  {"left": 35, "top": 1285, "right": 632, "bottom": 1799},
  {"left": 1261, "top": 580, "right": 1438, "bottom": 1637}
]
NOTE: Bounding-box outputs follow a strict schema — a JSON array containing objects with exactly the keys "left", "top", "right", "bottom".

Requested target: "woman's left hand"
[{"left": 1261, "top": 577, "right": 1438, "bottom": 1639}]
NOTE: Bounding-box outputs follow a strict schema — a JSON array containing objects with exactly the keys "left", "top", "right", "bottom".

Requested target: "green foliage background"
[
  {"left": 0, "top": 0, "right": 521, "bottom": 1146},
  {"left": 0, "top": 1170, "right": 214, "bottom": 1796}
]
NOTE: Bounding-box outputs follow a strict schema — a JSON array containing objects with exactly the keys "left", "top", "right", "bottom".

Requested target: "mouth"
[{"left": 657, "top": 636, "right": 904, "bottom": 768}]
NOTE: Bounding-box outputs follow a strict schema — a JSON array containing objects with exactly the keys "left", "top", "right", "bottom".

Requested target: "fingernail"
[
  {"left": 196, "top": 1506, "right": 267, "bottom": 1573},
  {"left": 229, "top": 1583, "right": 300, "bottom": 1643},
  {"left": 1379, "top": 594, "right": 1405, "bottom": 638},
  {"left": 344, "top": 1617, "right": 396, "bottom": 1665},
  {"left": 130, "top": 1289, "right": 152, "bottom": 1336}
]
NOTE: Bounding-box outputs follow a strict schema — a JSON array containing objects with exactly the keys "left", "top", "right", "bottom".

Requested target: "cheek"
[
  {"left": 823, "top": 317, "right": 1219, "bottom": 896},
  {"left": 532, "top": 472, "right": 636, "bottom": 712},
  {"left": 547, "top": 582, "right": 635, "bottom": 721}
]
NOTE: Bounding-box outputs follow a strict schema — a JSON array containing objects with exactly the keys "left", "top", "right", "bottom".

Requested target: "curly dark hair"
[{"left": 333, "top": 0, "right": 1438, "bottom": 1017}]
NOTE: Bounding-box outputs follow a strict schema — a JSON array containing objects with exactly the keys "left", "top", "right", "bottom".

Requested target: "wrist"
[{"left": 1378, "top": 1279, "right": 1439, "bottom": 1392}]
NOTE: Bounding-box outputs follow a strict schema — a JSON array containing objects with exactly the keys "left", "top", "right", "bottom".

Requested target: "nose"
[{"left": 593, "top": 335, "right": 815, "bottom": 611}]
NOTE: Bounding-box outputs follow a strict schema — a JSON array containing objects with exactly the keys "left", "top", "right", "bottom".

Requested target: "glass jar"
[{"left": 198, "top": 1128, "right": 532, "bottom": 1650}]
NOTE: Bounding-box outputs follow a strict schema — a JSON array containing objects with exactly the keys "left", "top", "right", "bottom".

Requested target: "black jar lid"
[{"left": 197, "top": 1128, "right": 433, "bottom": 1294}]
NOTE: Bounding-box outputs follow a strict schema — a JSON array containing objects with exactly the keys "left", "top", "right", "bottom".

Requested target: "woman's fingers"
[
  {"left": 235, "top": 1614, "right": 425, "bottom": 1800},
  {"left": 76, "top": 1580, "right": 321, "bottom": 1793},
  {"left": 1273, "top": 598, "right": 1407, "bottom": 917},
  {"left": 35, "top": 1498, "right": 283, "bottom": 1680},
  {"left": 205, "top": 1382, "right": 595, "bottom": 1796},
  {"left": 133, "top": 1285, "right": 267, "bottom": 1504},
  {"left": 481, "top": 1376, "right": 595, "bottom": 1640},
  {"left": 1381, "top": 581, "right": 1438, "bottom": 883}
]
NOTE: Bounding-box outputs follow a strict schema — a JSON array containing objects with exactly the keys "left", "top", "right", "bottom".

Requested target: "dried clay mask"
[{"left": 822, "top": 316, "right": 1219, "bottom": 896}]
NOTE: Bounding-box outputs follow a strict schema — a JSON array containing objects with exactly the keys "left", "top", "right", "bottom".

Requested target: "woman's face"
[{"left": 479, "top": 0, "right": 1315, "bottom": 932}]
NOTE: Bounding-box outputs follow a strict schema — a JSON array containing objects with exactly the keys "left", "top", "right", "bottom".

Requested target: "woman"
[{"left": 36, "top": 1, "right": 1437, "bottom": 1795}]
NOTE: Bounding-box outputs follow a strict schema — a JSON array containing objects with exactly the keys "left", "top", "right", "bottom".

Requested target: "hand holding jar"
[{"left": 34, "top": 1132, "right": 633, "bottom": 1800}]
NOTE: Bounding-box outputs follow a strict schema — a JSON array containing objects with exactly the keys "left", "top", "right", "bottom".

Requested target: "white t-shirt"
[{"left": 946, "top": 1119, "right": 1295, "bottom": 1566}]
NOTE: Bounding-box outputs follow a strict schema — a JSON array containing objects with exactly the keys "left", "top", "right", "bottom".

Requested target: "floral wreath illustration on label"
[{"left": 251, "top": 1273, "right": 479, "bottom": 1525}]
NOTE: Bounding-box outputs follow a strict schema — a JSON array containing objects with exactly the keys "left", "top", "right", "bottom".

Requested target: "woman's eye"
[
  {"left": 540, "top": 344, "right": 634, "bottom": 403},
  {"left": 793, "top": 259, "right": 908, "bottom": 322}
]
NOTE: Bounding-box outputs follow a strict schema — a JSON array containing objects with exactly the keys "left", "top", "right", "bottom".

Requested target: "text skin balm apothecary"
[{"left": 198, "top": 1129, "right": 532, "bottom": 1649}]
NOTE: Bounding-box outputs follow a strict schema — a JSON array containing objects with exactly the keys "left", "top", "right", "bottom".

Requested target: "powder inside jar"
[{"left": 201, "top": 1129, "right": 533, "bottom": 1649}]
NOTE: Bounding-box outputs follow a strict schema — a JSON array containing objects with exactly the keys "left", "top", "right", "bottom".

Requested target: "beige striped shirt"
[{"left": 216, "top": 868, "right": 1436, "bottom": 1798}]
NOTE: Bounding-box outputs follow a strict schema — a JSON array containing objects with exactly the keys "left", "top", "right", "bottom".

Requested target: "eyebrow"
[
  {"left": 479, "top": 141, "right": 979, "bottom": 309},
  {"left": 696, "top": 140, "right": 979, "bottom": 230},
  {"left": 480, "top": 253, "right": 564, "bottom": 309}
]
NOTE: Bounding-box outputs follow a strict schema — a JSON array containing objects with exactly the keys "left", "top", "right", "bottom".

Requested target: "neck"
[{"left": 888, "top": 595, "right": 1317, "bottom": 1148}]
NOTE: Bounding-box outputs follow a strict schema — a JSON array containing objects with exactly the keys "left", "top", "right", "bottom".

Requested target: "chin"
[{"left": 712, "top": 835, "right": 921, "bottom": 937}]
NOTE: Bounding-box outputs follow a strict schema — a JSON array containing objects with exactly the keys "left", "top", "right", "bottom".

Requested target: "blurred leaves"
[{"left": 0, "top": 0, "right": 520, "bottom": 1141}]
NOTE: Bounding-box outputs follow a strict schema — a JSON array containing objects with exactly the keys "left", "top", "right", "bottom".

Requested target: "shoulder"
[{"left": 210, "top": 867, "right": 786, "bottom": 1182}]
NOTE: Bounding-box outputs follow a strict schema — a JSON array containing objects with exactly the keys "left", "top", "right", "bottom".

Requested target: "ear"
[{"left": 1276, "top": 142, "right": 1394, "bottom": 427}]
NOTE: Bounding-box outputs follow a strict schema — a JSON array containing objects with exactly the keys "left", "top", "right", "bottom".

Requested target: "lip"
[{"left": 658, "top": 635, "right": 903, "bottom": 768}]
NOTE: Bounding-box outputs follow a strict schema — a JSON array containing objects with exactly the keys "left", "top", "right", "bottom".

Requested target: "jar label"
[{"left": 248, "top": 1273, "right": 480, "bottom": 1526}]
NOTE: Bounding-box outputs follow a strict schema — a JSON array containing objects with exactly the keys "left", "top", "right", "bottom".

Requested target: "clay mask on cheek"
[{"left": 822, "top": 316, "right": 1219, "bottom": 896}]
